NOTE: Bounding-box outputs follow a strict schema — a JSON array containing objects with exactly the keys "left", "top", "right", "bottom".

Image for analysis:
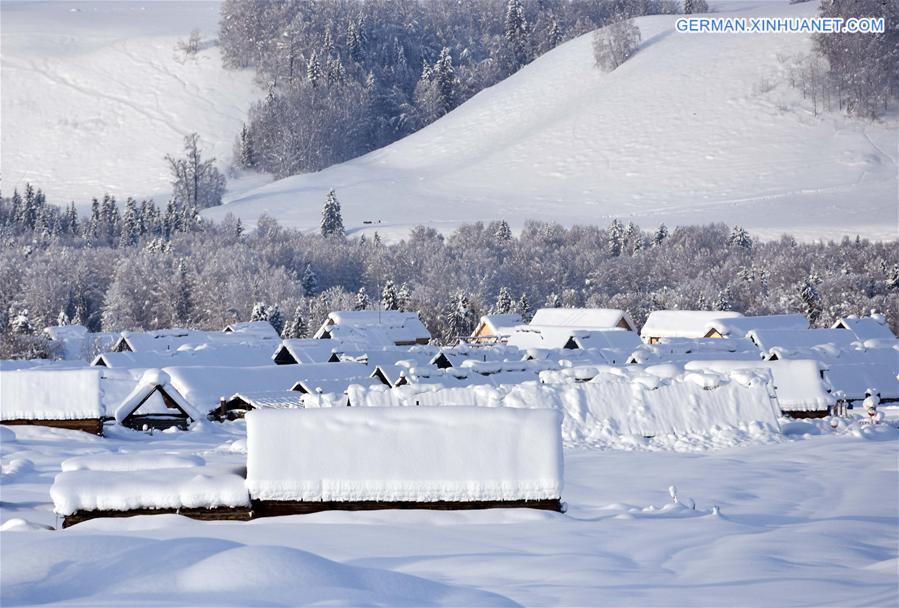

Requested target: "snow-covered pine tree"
[
  {"left": 307, "top": 51, "right": 323, "bottom": 87},
  {"left": 683, "top": 0, "right": 709, "bottom": 14},
  {"left": 713, "top": 287, "right": 733, "bottom": 311},
  {"left": 238, "top": 123, "right": 255, "bottom": 168},
  {"left": 728, "top": 225, "right": 753, "bottom": 252},
  {"left": 381, "top": 280, "right": 399, "bottom": 310},
  {"left": 516, "top": 293, "right": 531, "bottom": 321},
  {"left": 493, "top": 287, "right": 514, "bottom": 314},
  {"left": 494, "top": 220, "right": 512, "bottom": 242},
  {"left": 653, "top": 223, "right": 668, "bottom": 246},
  {"left": 121, "top": 198, "right": 140, "bottom": 247},
  {"left": 320, "top": 189, "right": 345, "bottom": 237},
  {"left": 397, "top": 282, "right": 412, "bottom": 311},
  {"left": 799, "top": 276, "right": 823, "bottom": 324},
  {"left": 504, "top": 0, "right": 531, "bottom": 71},
  {"left": 443, "top": 291, "right": 475, "bottom": 340},
  {"left": 283, "top": 305, "right": 308, "bottom": 339},
  {"left": 433, "top": 47, "right": 456, "bottom": 117},
  {"left": 267, "top": 304, "right": 284, "bottom": 334},
  {"left": 56, "top": 309, "right": 70, "bottom": 327},
  {"left": 9, "top": 306, "right": 34, "bottom": 335},
  {"left": 354, "top": 287, "right": 371, "bottom": 310},
  {"left": 608, "top": 219, "right": 624, "bottom": 257},
  {"left": 544, "top": 292, "right": 562, "bottom": 308},
  {"left": 173, "top": 258, "right": 192, "bottom": 326},
  {"left": 250, "top": 302, "right": 268, "bottom": 322},
  {"left": 301, "top": 263, "right": 319, "bottom": 296}
]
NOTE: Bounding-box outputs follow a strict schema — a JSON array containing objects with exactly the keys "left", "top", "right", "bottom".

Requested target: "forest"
[{"left": 1, "top": 186, "right": 896, "bottom": 359}]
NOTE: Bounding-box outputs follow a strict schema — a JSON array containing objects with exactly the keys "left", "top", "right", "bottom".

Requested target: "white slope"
[
  {"left": 1, "top": 1, "right": 265, "bottom": 205},
  {"left": 207, "top": 0, "right": 897, "bottom": 241}
]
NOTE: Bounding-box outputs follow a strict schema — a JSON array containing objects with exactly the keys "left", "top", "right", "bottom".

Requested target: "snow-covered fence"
[
  {"left": 0, "top": 368, "right": 104, "bottom": 434},
  {"left": 246, "top": 407, "right": 564, "bottom": 513}
]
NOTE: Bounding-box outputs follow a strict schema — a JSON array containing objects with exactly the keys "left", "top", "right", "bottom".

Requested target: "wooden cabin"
[
  {"left": 0, "top": 368, "right": 104, "bottom": 435},
  {"left": 114, "top": 370, "right": 199, "bottom": 431}
]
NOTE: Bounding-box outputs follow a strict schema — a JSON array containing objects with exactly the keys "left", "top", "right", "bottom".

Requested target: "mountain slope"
[
  {"left": 1, "top": 1, "right": 264, "bottom": 204},
  {"left": 207, "top": 1, "right": 897, "bottom": 241}
]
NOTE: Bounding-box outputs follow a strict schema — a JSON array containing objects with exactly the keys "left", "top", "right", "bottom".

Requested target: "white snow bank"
[
  {"left": 61, "top": 452, "right": 205, "bottom": 472},
  {"left": 51, "top": 466, "right": 249, "bottom": 515},
  {"left": 246, "top": 407, "right": 563, "bottom": 502},
  {"left": 0, "top": 368, "right": 102, "bottom": 420}
]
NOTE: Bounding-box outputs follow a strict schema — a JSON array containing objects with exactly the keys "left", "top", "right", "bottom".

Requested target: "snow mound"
[
  {"left": 206, "top": 1, "right": 896, "bottom": 241},
  {"left": 61, "top": 452, "right": 205, "bottom": 472}
]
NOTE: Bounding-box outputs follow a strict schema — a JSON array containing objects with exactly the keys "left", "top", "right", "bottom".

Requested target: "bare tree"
[{"left": 593, "top": 19, "right": 641, "bottom": 72}]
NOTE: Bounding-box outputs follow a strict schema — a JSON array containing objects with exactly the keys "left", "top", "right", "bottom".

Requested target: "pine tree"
[
  {"left": 283, "top": 305, "right": 308, "bottom": 339},
  {"left": 9, "top": 306, "right": 34, "bottom": 335},
  {"left": 544, "top": 292, "right": 562, "bottom": 308},
  {"left": 250, "top": 302, "right": 268, "bottom": 322},
  {"left": 504, "top": 0, "right": 531, "bottom": 71},
  {"left": 267, "top": 304, "right": 284, "bottom": 334},
  {"left": 381, "top": 280, "right": 399, "bottom": 310},
  {"left": 173, "top": 258, "right": 192, "bottom": 325},
  {"left": 397, "top": 282, "right": 411, "bottom": 311},
  {"left": 57, "top": 309, "right": 71, "bottom": 327},
  {"left": 493, "top": 287, "right": 514, "bottom": 314},
  {"left": 238, "top": 123, "right": 255, "bottom": 168},
  {"left": 713, "top": 287, "right": 733, "bottom": 311},
  {"left": 9, "top": 189, "right": 22, "bottom": 228},
  {"left": 301, "top": 263, "right": 319, "bottom": 296},
  {"left": 516, "top": 293, "right": 531, "bottom": 321},
  {"left": 121, "top": 198, "right": 140, "bottom": 247},
  {"left": 355, "top": 287, "right": 371, "bottom": 310},
  {"left": 443, "top": 291, "right": 475, "bottom": 339},
  {"left": 652, "top": 223, "right": 668, "bottom": 246},
  {"left": 320, "top": 189, "right": 345, "bottom": 237},
  {"left": 433, "top": 47, "right": 456, "bottom": 116},
  {"left": 307, "top": 51, "right": 323, "bottom": 87},
  {"left": 494, "top": 220, "right": 512, "bottom": 242},
  {"left": 799, "top": 277, "right": 823, "bottom": 324},
  {"left": 728, "top": 225, "right": 753, "bottom": 252},
  {"left": 608, "top": 219, "right": 624, "bottom": 257}
]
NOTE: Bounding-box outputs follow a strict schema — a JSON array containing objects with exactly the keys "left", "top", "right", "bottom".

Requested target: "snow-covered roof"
[
  {"left": 832, "top": 314, "right": 896, "bottom": 341},
  {"left": 113, "top": 369, "right": 201, "bottom": 425},
  {"left": 628, "top": 337, "right": 760, "bottom": 365},
  {"left": 227, "top": 391, "right": 304, "bottom": 410},
  {"left": 704, "top": 314, "right": 809, "bottom": 338},
  {"left": 93, "top": 342, "right": 277, "bottom": 369},
  {"left": 430, "top": 345, "right": 519, "bottom": 369},
  {"left": 222, "top": 320, "right": 280, "bottom": 338},
  {"left": 748, "top": 328, "right": 861, "bottom": 356},
  {"left": 471, "top": 314, "right": 523, "bottom": 340},
  {"left": 529, "top": 308, "right": 635, "bottom": 331},
  {"left": 274, "top": 339, "right": 344, "bottom": 364},
  {"left": 114, "top": 327, "right": 279, "bottom": 353},
  {"left": 641, "top": 311, "right": 743, "bottom": 340},
  {"left": 61, "top": 453, "right": 205, "bottom": 472},
  {"left": 683, "top": 359, "right": 833, "bottom": 412},
  {"left": 314, "top": 311, "right": 431, "bottom": 346},
  {"left": 0, "top": 368, "right": 103, "bottom": 420},
  {"left": 51, "top": 465, "right": 249, "bottom": 516},
  {"left": 163, "top": 365, "right": 313, "bottom": 414},
  {"left": 245, "top": 407, "right": 564, "bottom": 503}
]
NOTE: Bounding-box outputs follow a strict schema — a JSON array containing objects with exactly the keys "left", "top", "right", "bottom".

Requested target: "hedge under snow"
[{"left": 246, "top": 407, "right": 564, "bottom": 503}]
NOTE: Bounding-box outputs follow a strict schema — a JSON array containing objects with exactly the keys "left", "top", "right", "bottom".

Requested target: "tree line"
[{"left": 1, "top": 186, "right": 896, "bottom": 359}]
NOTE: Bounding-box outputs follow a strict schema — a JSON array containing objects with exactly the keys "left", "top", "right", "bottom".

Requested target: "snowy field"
[
  {"left": 0, "top": 1, "right": 265, "bottom": 204},
  {"left": 206, "top": 0, "right": 898, "bottom": 242},
  {"left": 2, "top": 419, "right": 897, "bottom": 606}
]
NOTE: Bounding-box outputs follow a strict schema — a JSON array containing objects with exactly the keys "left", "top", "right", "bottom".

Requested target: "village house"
[
  {"left": 469, "top": 313, "right": 523, "bottom": 344},
  {"left": 313, "top": 311, "right": 432, "bottom": 346},
  {"left": 640, "top": 310, "right": 743, "bottom": 344}
]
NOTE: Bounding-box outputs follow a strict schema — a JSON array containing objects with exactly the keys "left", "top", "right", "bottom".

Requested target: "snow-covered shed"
[
  {"left": 821, "top": 348, "right": 899, "bottom": 404},
  {"left": 429, "top": 345, "right": 517, "bottom": 370},
  {"left": 114, "top": 369, "right": 201, "bottom": 431},
  {"left": 704, "top": 314, "right": 809, "bottom": 339},
  {"left": 683, "top": 359, "right": 833, "bottom": 417},
  {"left": 0, "top": 368, "right": 104, "bottom": 434},
  {"left": 470, "top": 314, "right": 523, "bottom": 343},
  {"left": 529, "top": 308, "right": 636, "bottom": 332},
  {"left": 628, "top": 337, "right": 761, "bottom": 365},
  {"left": 282, "top": 361, "right": 377, "bottom": 396},
  {"left": 832, "top": 314, "right": 896, "bottom": 341},
  {"left": 747, "top": 328, "right": 862, "bottom": 360},
  {"left": 313, "top": 311, "right": 431, "bottom": 346},
  {"left": 641, "top": 311, "right": 743, "bottom": 344},
  {"left": 245, "top": 407, "right": 564, "bottom": 513},
  {"left": 93, "top": 341, "right": 277, "bottom": 369}
]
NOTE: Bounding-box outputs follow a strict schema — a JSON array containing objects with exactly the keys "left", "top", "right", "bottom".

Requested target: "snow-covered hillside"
[
  {"left": 207, "top": 0, "right": 897, "bottom": 241},
  {"left": 1, "top": 1, "right": 264, "bottom": 205}
]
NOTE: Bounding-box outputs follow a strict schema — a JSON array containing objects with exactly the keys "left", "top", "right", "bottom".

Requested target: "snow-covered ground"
[
  {"left": 206, "top": 0, "right": 898, "bottom": 242},
  {"left": 1, "top": 1, "right": 264, "bottom": 205},
  {"left": 2, "top": 418, "right": 897, "bottom": 606}
]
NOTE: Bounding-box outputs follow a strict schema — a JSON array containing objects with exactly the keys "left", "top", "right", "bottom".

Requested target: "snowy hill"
[
  {"left": 1, "top": 1, "right": 264, "bottom": 204},
  {"left": 206, "top": 1, "right": 897, "bottom": 241}
]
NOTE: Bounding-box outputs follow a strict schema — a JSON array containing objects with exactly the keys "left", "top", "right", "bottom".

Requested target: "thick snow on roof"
[
  {"left": 473, "top": 314, "right": 523, "bottom": 339},
  {"left": 113, "top": 369, "right": 201, "bottom": 425},
  {"left": 275, "top": 339, "right": 343, "bottom": 364},
  {"left": 629, "top": 337, "right": 760, "bottom": 365},
  {"left": 246, "top": 407, "right": 563, "bottom": 502},
  {"left": 684, "top": 360, "right": 833, "bottom": 412},
  {"left": 163, "top": 365, "right": 311, "bottom": 413},
  {"left": 229, "top": 391, "right": 305, "bottom": 410},
  {"left": 116, "top": 328, "right": 279, "bottom": 353},
  {"left": 51, "top": 465, "right": 249, "bottom": 515},
  {"left": 641, "top": 311, "right": 744, "bottom": 340},
  {"left": 705, "top": 314, "right": 809, "bottom": 338},
  {"left": 315, "top": 311, "right": 431, "bottom": 345},
  {"left": 347, "top": 367, "right": 781, "bottom": 445},
  {"left": 0, "top": 368, "right": 102, "bottom": 420},
  {"left": 222, "top": 320, "right": 280, "bottom": 338},
  {"left": 833, "top": 315, "right": 896, "bottom": 341},
  {"left": 96, "top": 342, "right": 276, "bottom": 369},
  {"left": 0, "top": 359, "right": 89, "bottom": 371},
  {"left": 749, "top": 329, "right": 862, "bottom": 356},
  {"left": 824, "top": 358, "right": 899, "bottom": 401},
  {"left": 530, "top": 308, "right": 634, "bottom": 331},
  {"left": 62, "top": 453, "right": 205, "bottom": 472}
]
